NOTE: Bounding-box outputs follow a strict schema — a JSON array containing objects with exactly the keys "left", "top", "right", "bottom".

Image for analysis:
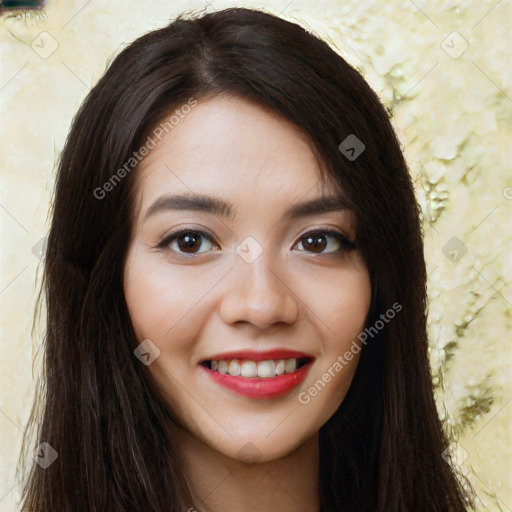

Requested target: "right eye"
[{"left": 157, "top": 229, "right": 220, "bottom": 256}]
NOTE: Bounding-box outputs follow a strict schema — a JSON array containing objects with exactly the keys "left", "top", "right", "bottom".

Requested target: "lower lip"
[{"left": 200, "top": 363, "right": 313, "bottom": 399}]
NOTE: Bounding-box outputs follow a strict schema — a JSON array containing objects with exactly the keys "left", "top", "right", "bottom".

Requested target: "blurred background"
[{"left": 0, "top": 1, "right": 510, "bottom": 510}]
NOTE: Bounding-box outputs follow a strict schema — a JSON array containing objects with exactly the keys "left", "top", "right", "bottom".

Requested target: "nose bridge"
[
  {"left": 243, "top": 251, "right": 280, "bottom": 295},
  {"left": 219, "top": 245, "right": 299, "bottom": 329}
]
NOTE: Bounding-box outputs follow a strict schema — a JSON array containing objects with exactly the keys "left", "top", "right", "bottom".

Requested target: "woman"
[{"left": 18, "top": 7, "right": 475, "bottom": 512}]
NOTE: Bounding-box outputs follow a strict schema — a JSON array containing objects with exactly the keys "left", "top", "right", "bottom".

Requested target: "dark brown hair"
[{"left": 18, "top": 7, "right": 475, "bottom": 511}]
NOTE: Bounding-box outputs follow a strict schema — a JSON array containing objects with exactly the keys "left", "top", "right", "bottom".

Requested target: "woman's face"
[{"left": 123, "top": 96, "right": 371, "bottom": 462}]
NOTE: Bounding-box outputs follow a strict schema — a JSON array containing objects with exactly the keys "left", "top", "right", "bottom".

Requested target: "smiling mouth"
[{"left": 200, "top": 357, "right": 311, "bottom": 379}]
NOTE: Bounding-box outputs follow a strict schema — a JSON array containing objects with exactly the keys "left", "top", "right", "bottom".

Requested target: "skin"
[{"left": 123, "top": 96, "right": 372, "bottom": 512}]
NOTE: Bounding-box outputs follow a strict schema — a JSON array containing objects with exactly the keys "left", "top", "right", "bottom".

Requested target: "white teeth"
[
  {"left": 285, "top": 358, "right": 297, "bottom": 373},
  {"left": 207, "top": 357, "right": 302, "bottom": 378},
  {"left": 241, "top": 360, "right": 258, "bottom": 377},
  {"left": 229, "top": 360, "right": 241, "bottom": 376},
  {"left": 257, "top": 360, "right": 276, "bottom": 378}
]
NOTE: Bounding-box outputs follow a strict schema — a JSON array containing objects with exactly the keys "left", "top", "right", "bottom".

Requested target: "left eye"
[{"left": 294, "top": 230, "right": 355, "bottom": 254}]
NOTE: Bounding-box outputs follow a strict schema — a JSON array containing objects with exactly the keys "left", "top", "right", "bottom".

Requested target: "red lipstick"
[
  {"left": 199, "top": 349, "right": 314, "bottom": 399},
  {"left": 201, "top": 349, "right": 313, "bottom": 362}
]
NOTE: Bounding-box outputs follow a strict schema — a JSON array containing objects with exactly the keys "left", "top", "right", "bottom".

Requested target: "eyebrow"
[{"left": 143, "top": 192, "right": 353, "bottom": 223}]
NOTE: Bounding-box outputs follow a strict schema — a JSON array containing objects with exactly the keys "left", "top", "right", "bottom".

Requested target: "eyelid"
[
  {"left": 295, "top": 226, "right": 355, "bottom": 245},
  {"left": 161, "top": 226, "right": 218, "bottom": 243}
]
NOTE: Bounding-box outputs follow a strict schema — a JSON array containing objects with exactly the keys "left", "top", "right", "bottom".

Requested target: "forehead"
[{"left": 132, "top": 96, "right": 337, "bottom": 212}]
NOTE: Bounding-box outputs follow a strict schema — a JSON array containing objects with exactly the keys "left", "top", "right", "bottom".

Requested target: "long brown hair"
[{"left": 18, "top": 7, "right": 475, "bottom": 511}]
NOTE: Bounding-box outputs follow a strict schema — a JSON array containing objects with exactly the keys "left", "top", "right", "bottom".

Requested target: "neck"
[{"left": 172, "top": 426, "right": 320, "bottom": 512}]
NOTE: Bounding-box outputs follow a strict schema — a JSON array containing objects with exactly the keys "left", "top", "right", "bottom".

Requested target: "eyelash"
[{"left": 156, "top": 227, "right": 356, "bottom": 258}]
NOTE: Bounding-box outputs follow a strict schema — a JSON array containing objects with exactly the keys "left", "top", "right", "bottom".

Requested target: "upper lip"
[{"left": 200, "top": 349, "right": 315, "bottom": 363}]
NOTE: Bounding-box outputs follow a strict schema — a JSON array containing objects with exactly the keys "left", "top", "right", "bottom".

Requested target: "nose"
[{"left": 219, "top": 254, "right": 299, "bottom": 330}]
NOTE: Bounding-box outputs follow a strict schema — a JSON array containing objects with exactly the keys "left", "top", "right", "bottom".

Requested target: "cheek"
[
  {"left": 302, "top": 263, "right": 371, "bottom": 402},
  {"left": 123, "top": 249, "right": 206, "bottom": 341},
  {"left": 124, "top": 259, "right": 172, "bottom": 339},
  {"left": 330, "top": 277, "right": 372, "bottom": 340},
  {"left": 123, "top": 254, "right": 205, "bottom": 407},
  {"left": 301, "top": 260, "right": 372, "bottom": 343}
]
